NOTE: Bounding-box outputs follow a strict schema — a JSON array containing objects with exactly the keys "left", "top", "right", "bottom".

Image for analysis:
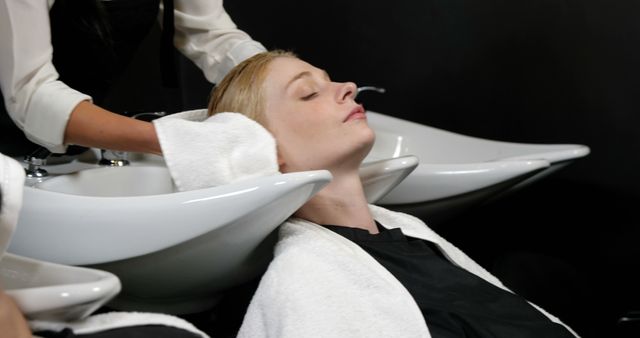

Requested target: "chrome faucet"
[
  {"left": 355, "top": 86, "right": 386, "bottom": 100},
  {"left": 98, "top": 149, "right": 130, "bottom": 167},
  {"left": 24, "top": 147, "right": 52, "bottom": 178},
  {"left": 99, "top": 111, "right": 167, "bottom": 166}
]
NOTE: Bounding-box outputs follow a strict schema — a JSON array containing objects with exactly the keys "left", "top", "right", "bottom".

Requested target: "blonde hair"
[{"left": 208, "top": 50, "right": 296, "bottom": 125}]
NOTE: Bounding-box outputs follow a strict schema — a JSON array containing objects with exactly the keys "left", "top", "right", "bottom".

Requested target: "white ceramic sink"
[
  {"left": 12, "top": 157, "right": 420, "bottom": 263},
  {"left": 1, "top": 253, "right": 120, "bottom": 321},
  {"left": 9, "top": 154, "right": 418, "bottom": 313},
  {"left": 10, "top": 165, "right": 331, "bottom": 313},
  {"left": 32, "top": 156, "right": 420, "bottom": 201},
  {"left": 1, "top": 153, "right": 120, "bottom": 321},
  {"left": 360, "top": 155, "right": 419, "bottom": 203},
  {"left": 364, "top": 111, "right": 590, "bottom": 219},
  {"left": 12, "top": 166, "right": 330, "bottom": 265},
  {"left": 34, "top": 165, "right": 175, "bottom": 196}
]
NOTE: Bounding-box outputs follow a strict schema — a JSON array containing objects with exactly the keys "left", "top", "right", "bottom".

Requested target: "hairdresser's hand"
[
  {"left": 64, "top": 101, "right": 162, "bottom": 155},
  {"left": 0, "top": 289, "right": 31, "bottom": 338}
]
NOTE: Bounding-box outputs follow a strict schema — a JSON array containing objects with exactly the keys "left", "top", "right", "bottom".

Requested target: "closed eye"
[{"left": 301, "top": 92, "right": 318, "bottom": 101}]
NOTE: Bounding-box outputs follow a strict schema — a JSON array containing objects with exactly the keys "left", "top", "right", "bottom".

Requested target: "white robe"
[{"left": 238, "top": 204, "right": 579, "bottom": 338}]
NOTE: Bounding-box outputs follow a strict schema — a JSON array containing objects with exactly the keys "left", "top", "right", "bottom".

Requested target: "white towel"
[
  {"left": 153, "top": 109, "right": 279, "bottom": 192},
  {"left": 0, "top": 153, "right": 25, "bottom": 257},
  {"left": 238, "top": 205, "right": 580, "bottom": 338},
  {"left": 29, "top": 311, "right": 209, "bottom": 338}
]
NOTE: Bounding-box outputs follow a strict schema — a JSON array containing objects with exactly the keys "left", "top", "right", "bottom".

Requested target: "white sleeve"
[
  {"left": 170, "top": 0, "right": 267, "bottom": 84},
  {"left": 0, "top": 0, "right": 91, "bottom": 153}
]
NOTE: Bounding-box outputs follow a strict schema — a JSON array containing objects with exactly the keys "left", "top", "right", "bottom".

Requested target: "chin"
[
  {"left": 360, "top": 125, "right": 376, "bottom": 149},
  {"left": 352, "top": 128, "right": 376, "bottom": 162}
]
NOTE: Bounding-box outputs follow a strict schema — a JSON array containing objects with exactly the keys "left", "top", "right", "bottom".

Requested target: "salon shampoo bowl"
[
  {"left": 9, "top": 166, "right": 331, "bottom": 314},
  {"left": 0, "top": 253, "right": 121, "bottom": 321},
  {"left": 365, "top": 111, "right": 590, "bottom": 220}
]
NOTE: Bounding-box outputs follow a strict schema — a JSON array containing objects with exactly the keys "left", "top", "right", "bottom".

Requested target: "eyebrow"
[{"left": 285, "top": 69, "right": 330, "bottom": 90}]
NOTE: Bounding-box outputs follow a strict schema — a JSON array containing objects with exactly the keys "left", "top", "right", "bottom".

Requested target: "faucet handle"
[
  {"left": 99, "top": 149, "right": 129, "bottom": 167},
  {"left": 24, "top": 147, "right": 51, "bottom": 178}
]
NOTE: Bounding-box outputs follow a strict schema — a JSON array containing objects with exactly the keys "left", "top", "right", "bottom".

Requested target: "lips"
[{"left": 344, "top": 105, "right": 366, "bottom": 122}]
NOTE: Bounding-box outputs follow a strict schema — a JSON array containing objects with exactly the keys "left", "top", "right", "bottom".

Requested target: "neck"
[{"left": 294, "top": 169, "right": 377, "bottom": 234}]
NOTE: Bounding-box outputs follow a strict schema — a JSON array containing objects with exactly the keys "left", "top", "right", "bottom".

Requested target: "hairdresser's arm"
[
  {"left": 170, "top": 0, "right": 266, "bottom": 84},
  {"left": 0, "top": 290, "right": 31, "bottom": 338},
  {"left": 0, "top": 1, "right": 160, "bottom": 155},
  {"left": 65, "top": 101, "right": 161, "bottom": 155}
]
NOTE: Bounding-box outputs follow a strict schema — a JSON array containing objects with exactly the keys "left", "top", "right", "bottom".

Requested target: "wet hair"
[{"left": 207, "top": 50, "right": 296, "bottom": 126}]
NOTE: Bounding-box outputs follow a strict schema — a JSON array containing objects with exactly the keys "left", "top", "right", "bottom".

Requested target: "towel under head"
[
  {"left": 153, "top": 109, "right": 280, "bottom": 192},
  {"left": 0, "top": 153, "right": 26, "bottom": 257}
]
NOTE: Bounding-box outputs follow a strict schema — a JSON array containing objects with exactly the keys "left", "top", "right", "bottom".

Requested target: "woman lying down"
[{"left": 207, "top": 50, "right": 579, "bottom": 338}]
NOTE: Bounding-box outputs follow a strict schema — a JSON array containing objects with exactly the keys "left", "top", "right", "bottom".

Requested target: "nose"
[{"left": 336, "top": 82, "right": 357, "bottom": 102}]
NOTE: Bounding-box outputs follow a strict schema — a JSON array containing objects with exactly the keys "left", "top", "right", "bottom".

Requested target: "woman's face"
[{"left": 262, "top": 57, "right": 375, "bottom": 173}]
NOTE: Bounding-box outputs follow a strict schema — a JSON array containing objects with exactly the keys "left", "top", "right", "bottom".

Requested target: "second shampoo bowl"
[
  {"left": 1, "top": 253, "right": 121, "bottom": 321},
  {"left": 9, "top": 166, "right": 332, "bottom": 313},
  {"left": 365, "top": 111, "right": 590, "bottom": 219},
  {"left": 360, "top": 155, "right": 419, "bottom": 203}
]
